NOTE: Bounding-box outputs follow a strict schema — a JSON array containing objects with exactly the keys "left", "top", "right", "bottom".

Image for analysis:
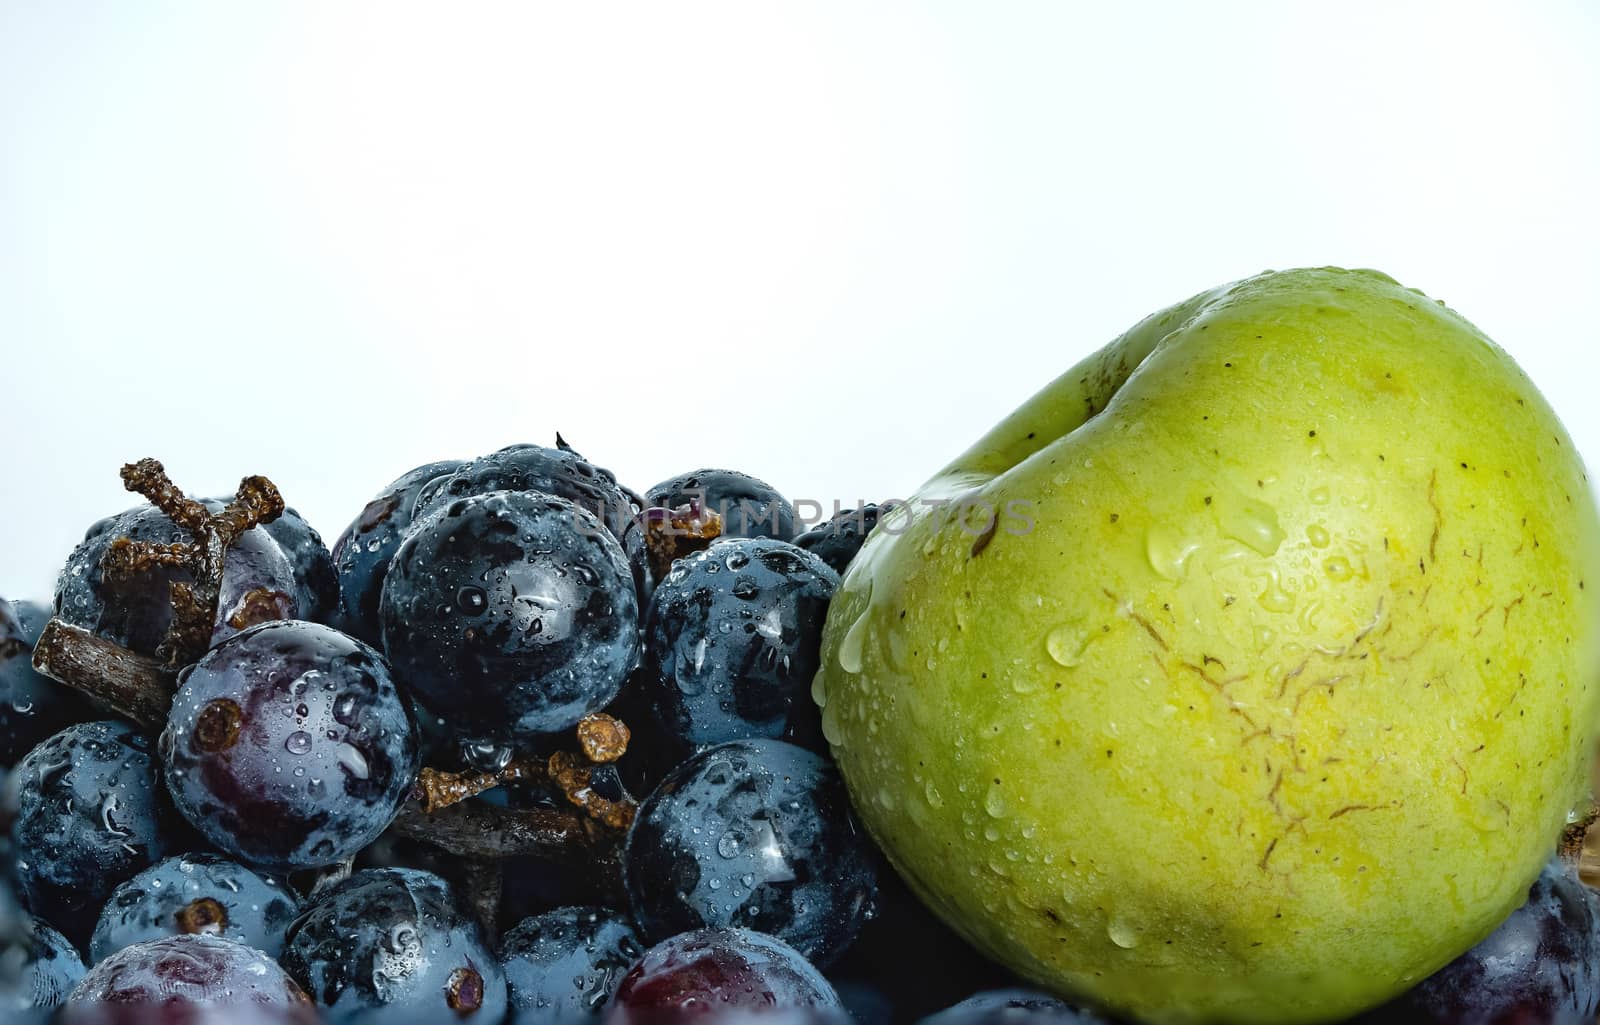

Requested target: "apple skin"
[{"left": 814, "top": 268, "right": 1600, "bottom": 1024}]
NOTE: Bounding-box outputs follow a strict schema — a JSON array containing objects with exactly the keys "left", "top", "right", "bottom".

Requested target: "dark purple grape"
[
  {"left": 91, "top": 854, "right": 299, "bottom": 963},
  {"left": 502, "top": 905, "right": 643, "bottom": 1021},
  {"left": 380, "top": 490, "right": 639, "bottom": 744},
  {"left": 1365, "top": 858, "right": 1600, "bottom": 1025},
  {"left": 1, "top": 914, "right": 87, "bottom": 1016},
  {"left": 65, "top": 934, "right": 315, "bottom": 1019},
  {"left": 605, "top": 927, "right": 841, "bottom": 1024},
  {"left": 414, "top": 443, "right": 651, "bottom": 604},
  {"left": 625, "top": 739, "right": 877, "bottom": 969},
  {"left": 644, "top": 470, "right": 799, "bottom": 542},
  {"left": 55, "top": 502, "right": 305, "bottom": 658},
  {"left": 644, "top": 539, "right": 837, "bottom": 755},
  {"left": 159, "top": 621, "right": 418, "bottom": 872},
  {"left": 60, "top": 1004, "right": 321, "bottom": 1025},
  {"left": 917, "top": 990, "right": 1111, "bottom": 1025},
  {"left": 331, "top": 459, "right": 467, "bottom": 645},
  {"left": 11, "top": 721, "right": 179, "bottom": 948},
  {"left": 793, "top": 502, "right": 899, "bottom": 576},
  {"left": 257, "top": 507, "right": 339, "bottom": 625},
  {"left": 281, "top": 867, "right": 506, "bottom": 1024},
  {"left": 0, "top": 600, "right": 93, "bottom": 767},
  {"left": 416, "top": 444, "right": 637, "bottom": 542}
]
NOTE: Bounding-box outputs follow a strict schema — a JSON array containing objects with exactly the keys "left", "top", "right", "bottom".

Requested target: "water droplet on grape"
[
  {"left": 457, "top": 586, "right": 487, "bottom": 616},
  {"left": 337, "top": 744, "right": 370, "bottom": 780},
  {"left": 284, "top": 732, "right": 313, "bottom": 755}
]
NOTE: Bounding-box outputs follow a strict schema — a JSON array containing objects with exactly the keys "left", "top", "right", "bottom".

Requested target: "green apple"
[{"left": 815, "top": 267, "right": 1600, "bottom": 1024}]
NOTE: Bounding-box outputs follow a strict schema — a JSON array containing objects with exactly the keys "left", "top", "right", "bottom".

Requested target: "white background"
[{"left": 2, "top": 1, "right": 1596, "bottom": 601}]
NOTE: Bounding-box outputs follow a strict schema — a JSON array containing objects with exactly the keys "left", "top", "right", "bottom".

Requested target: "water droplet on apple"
[
  {"left": 820, "top": 699, "right": 846, "bottom": 748},
  {"left": 1145, "top": 527, "right": 1203, "bottom": 581},
  {"left": 1217, "top": 496, "right": 1285, "bottom": 556},
  {"left": 1309, "top": 486, "right": 1332, "bottom": 505},
  {"left": 1255, "top": 568, "right": 1295, "bottom": 614},
  {"left": 810, "top": 670, "right": 828, "bottom": 710},
  {"left": 1468, "top": 797, "right": 1509, "bottom": 833},
  {"left": 1107, "top": 916, "right": 1142, "bottom": 949},
  {"left": 1306, "top": 523, "right": 1331, "bottom": 548},
  {"left": 1323, "top": 556, "right": 1354, "bottom": 581},
  {"left": 1045, "top": 624, "right": 1090, "bottom": 668},
  {"left": 924, "top": 781, "right": 944, "bottom": 809},
  {"left": 837, "top": 611, "right": 868, "bottom": 674},
  {"left": 985, "top": 786, "right": 1006, "bottom": 818}
]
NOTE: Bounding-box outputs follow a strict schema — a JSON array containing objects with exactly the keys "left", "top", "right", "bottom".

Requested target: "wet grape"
[
  {"left": 11, "top": 721, "right": 179, "bottom": 948},
  {"left": 605, "top": 927, "right": 841, "bottom": 1024},
  {"left": 380, "top": 490, "right": 639, "bottom": 745},
  {"left": 91, "top": 854, "right": 299, "bottom": 963},
  {"left": 644, "top": 539, "right": 837, "bottom": 756},
  {"left": 65, "top": 934, "right": 315, "bottom": 1019},
  {"left": 793, "top": 502, "right": 899, "bottom": 576},
  {"left": 281, "top": 867, "right": 507, "bottom": 1024},
  {"left": 502, "top": 905, "right": 643, "bottom": 1021},
  {"left": 644, "top": 470, "right": 799, "bottom": 542},
  {"left": 625, "top": 738, "right": 877, "bottom": 968},
  {"left": 0, "top": 600, "right": 92, "bottom": 768},
  {"left": 330, "top": 459, "right": 466, "bottom": 645},
  {"left": 160, "top": 621, "right": 418, "bottom": 872}
]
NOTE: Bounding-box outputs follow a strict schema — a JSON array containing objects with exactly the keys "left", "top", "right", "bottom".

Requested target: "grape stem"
[
  {"left": 391, "top": 799, "right": 597, "bottom": 861},
  {"left": 30, "top": 618, "right": 172, "bottom": 729},
  {"left": 411, "top": 712, "right": 636, "bottom": 819},
  {"left": 30, "top": 459, "right": 289, "bottom": 727},
  {"left": 398, "top": 711, "right": 638, "bottom": 902},
  {"left": 108, "top": 458, "right": 285, "bottom": 667}
]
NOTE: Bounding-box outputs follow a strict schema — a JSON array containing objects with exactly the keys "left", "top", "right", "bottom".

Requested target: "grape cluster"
[{"left": 2, "top": 443, "right": 1597, "bottom": 1024}]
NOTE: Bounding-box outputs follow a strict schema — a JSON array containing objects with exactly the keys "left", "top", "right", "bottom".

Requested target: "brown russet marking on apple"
[
  {"left": 1328, "top": 803, "right": 1395, "bottom": 820},
  {"left": 1101, "top": 588, "right": 1169, "bottom": 653},
  {"left": 969, "top": 518, "right": 998, "bottom": 557}
]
